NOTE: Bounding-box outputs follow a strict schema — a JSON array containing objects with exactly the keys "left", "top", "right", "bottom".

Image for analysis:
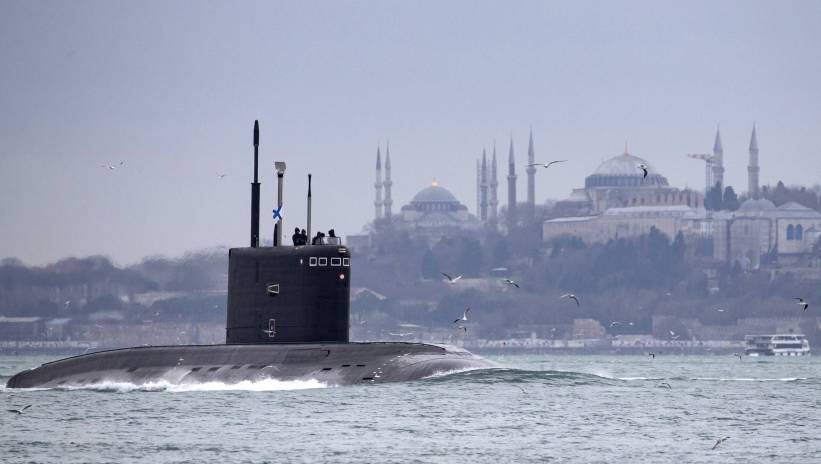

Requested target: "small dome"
[
  {"left": 411, "top": 184, "right": 459, "bottom": 203},
  {"left": 738, "top": 198, "right": 775, "bottom": 212}
]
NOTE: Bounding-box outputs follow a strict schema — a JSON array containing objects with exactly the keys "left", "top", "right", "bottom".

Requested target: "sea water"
[{"left": 1, "top": 354, "right": 819, "bottom": 463}]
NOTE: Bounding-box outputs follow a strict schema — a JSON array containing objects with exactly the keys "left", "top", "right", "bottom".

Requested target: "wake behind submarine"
[{"left": 6, "top": 121, "right": 494, "bottom": 389}]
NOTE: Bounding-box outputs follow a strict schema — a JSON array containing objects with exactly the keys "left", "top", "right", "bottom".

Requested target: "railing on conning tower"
[{"left": 317, "top": 236, "right": 342, "bottom": 246}]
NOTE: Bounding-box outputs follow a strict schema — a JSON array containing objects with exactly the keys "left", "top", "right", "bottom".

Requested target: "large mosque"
[
  {"left": 367, "top": 130, "right": 543, "bottom": 245},
  {"left": 543, "top": 127, "right": 821, "bottom": 270},
  {"left": 360, "top": 126, "right": 820, "bottom": 270},
  {"left": 368, "top": 145, "right": 481, "bottom": 245}
]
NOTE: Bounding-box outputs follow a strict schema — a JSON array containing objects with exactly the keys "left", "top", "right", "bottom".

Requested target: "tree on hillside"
[
  {"left": 723, "top": 186, "right": 740, "bottom": 211},
  {"left": 705, "top": 183, "right": 723, "bottom": 211}
]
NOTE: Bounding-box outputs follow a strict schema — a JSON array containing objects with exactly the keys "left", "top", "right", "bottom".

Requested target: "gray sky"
[{"left": 1, "top": 0, "right": 820, "bottom": 265}]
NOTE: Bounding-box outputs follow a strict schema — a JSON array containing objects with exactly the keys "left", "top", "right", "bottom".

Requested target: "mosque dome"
[
  {"left": 585, "top": 151, "right": 669, "bottom": 188},
  {"left": 403, "top": 181, "right": 468, "bottom": 215},
  {"left": 411, "top": 182, "right": 459, "bottom": 204},
  {"left": 738, "top": 198, "right": 776, "bottom": 212}
]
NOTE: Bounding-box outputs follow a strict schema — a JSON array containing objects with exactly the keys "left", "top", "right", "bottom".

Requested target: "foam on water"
[{"left": 11, "top": 378, "right": 328, "bottom": 393}]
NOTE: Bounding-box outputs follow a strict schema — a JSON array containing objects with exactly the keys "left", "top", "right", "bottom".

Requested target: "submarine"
[{"left": 6, "top": 121, "right": 494, "bottom": 389}]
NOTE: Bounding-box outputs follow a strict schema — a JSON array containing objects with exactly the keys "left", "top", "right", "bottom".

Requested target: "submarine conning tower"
[{"left": 226, "top": 120, "right": 350, "bottom": 344}]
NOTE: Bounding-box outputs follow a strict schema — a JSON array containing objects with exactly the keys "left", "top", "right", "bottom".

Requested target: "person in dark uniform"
[
  {"left": 328, "top": 229, "right": 336, "bottom": 238},
  {"left": 312, "top": 231, "right": 323, "bottom": 245},
  {"left": 300, "top": 229, "right": 308, "bottom": 245},
  {"left": 292, "top": 227, "right": 301, "bottom": 246}
]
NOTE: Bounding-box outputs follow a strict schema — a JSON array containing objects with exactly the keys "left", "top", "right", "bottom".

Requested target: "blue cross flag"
[{"left": 272, "top": 205, "right": 283, "bottom": 222}]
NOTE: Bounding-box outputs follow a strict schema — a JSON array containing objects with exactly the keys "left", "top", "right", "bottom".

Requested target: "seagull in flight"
[
  {"left": 502, "top": 279, "right": 519, "bottom": 288},
  {"left": 456, "top": 325, "right": 468, "bottom": 333},
  {"left": 658, "top": 382, "right": 672, "bottom": 389},
  {"left": 453, "top": 307, "right": 470, "bottom": 324},
  {"left": 217, "top": 173, "right": 227, "bottom": 180},
  {"left": 560, "top": 293, "right": 580, "bottom": 306},
  {"left": 648, "top": 352, "right": 656, "bottom": 359},
  {"left": 7, "top": 405, "right": 32, "bottom": 415},
  {"left": 733, "top": 353, "right": 743, "bottom": 361},
  {"left": 100, "top": 161, "right": 125, "bottom": 170},
  {"left": 389, "top": 332, "right": 414, "bottom": 337},
  {"left": 527, "top": 160, "right": 567, "bottom": 169},
  {"left": 441, "top": 272, "right": 462, "bottom": 284},
  {"left": 610, "top": 321, "right": 634, "bottom": 327},
  {"left": 711, "top": 436, "right": 730, "bottom": 450},
  {"left": 714, "top": 308, "right": 726, "bottom": 312},
  {"left": 669, "top": 330, "right": 680, "bottom": 340},
  {"left": 637, "top": 163, "right": 649, "bottom": 179},
  {"left": 795, "top": 297, "right": 809, "bottom": 312}
]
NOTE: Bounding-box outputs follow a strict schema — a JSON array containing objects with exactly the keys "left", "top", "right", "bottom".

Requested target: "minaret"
[
  {"left": 384, "top": 143, "right": 393, "bottom": 218},
  {"left": 748, "top": 124, "right": 760, "bottom": 199},
  {"left": 374, "top": 146, "right": 383, "bottom": 220},
  {"left": 712, "top": 127, "right": 724, "bottom": 191},
  {"left": 507, "top": 137, "right": 517, "bottom": 230},
  {"left": 480, "top": 149, "right": 489, "bottom": 221},
  {"left": 526, "top": 128, "right": 536, "bottom": 219},
  {"left": 475, "top": 159, "right": 481, "bottom": 216},
  {"left": 489, "top": 144, "right": 499, "bottom": 227}
]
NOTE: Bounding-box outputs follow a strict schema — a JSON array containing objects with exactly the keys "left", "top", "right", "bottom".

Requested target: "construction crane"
[{"left": 686, "top": 153, "right": 714, "bottom": 194}]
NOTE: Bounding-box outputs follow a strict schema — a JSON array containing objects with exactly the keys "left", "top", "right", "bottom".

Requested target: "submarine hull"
[{"left": 5, "top": 342, "right": 495, "bottom": 389}]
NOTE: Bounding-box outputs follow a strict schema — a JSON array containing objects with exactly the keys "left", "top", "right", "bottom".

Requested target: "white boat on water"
[{"left": 744, "top": 334, "right": 811, "bottom": 356}]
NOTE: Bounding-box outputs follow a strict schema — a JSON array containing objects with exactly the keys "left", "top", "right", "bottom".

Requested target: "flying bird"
[
  {"left": 659, "top": 382, "right": 672, "bottom": 389},
  {"left": 441, "top": 273, "right": 462, "bottom": 284},
  {"left": 456, "top": 325, "right": 468, "bottom": 333},
  {"left": 100, "top": 164, "right": 116, "bottom": 170},
  {"left": 7, "top": 405, "right": 32, "bottom": 415},
  {"left": 711, "top": 436, "right": 730, "bottom": 450},
  {"left": 794, "top": 298, "right": 809, "bottom": 312},
  {"left": 502, "top": 279, "right": 519, "bottom": 288},
  {"left": 610, "top": 321, "right": 634, "bottom": 327},
  {"left": 217, "top": 173, "right": 227, "bottom": 180},
  {"left": 453, "top": 307, "right": 470, "bottom": 324},
  {"left": 638, "top": 163, "right": 648, "bottom": 179},
  {"left": 648, "top": 353, "right": 656, "bottom": 359},
  {"left": 669, "top": 330, "right": 680, "bottom": 340},
  {"left": 733, "top": 353, "right": 743, "bottom": 361},
  {"left": 561, "top": 293, "right": 580, "bottom": 306},
  {"left": 714, "top": 308, "right": 726, "bottom": 312},
  {"left": 527, "top": 160, "right": 567, "bottom": 169}
]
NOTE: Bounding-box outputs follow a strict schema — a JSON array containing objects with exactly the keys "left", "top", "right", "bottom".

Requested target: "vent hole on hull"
[
  {"left": 341, "top": 364, "right": 351, "bottom": 367},
  {"left": 126, "top": 367, "right": 138, "bottom": 372},
  {"left": 356, "top": 364, "right": 366, "bottom": 367},
  {"left": 361, "top": 377, "right": 374, "bottom": 381},
  {"left": 230, "top": 365, "right": 242, "bottom": 369},
  {"left": 321, "top": 367, "right": 332, "bottom": 371},
  {"left": 190, "top": 367, "right": 202, "bottom": 372},
  {"left": 208, "top": 367, "right": 220, "bottom": 372}
]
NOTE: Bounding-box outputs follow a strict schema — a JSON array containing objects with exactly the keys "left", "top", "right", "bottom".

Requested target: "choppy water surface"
[{"left": 1, "top": 354, "right": 819, "bottom": 463}]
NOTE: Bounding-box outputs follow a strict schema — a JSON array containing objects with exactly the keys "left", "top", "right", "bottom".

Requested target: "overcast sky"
[{"left": 1, "top": 0, "right": 820, "bottom": 265}]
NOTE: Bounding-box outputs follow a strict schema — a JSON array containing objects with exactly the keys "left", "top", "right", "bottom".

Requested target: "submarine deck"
[{"left": 6, "top": 342, "right": 496, "bottom": 388}]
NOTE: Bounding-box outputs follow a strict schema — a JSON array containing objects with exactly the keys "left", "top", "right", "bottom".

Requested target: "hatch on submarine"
[{"left": 6, "top": 121, "right": 494, "bottom": 389}]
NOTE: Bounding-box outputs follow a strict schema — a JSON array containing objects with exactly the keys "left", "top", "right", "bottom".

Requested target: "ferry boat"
[{"left": 744, "top": 334, "right": 811, "bottom": 356}]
